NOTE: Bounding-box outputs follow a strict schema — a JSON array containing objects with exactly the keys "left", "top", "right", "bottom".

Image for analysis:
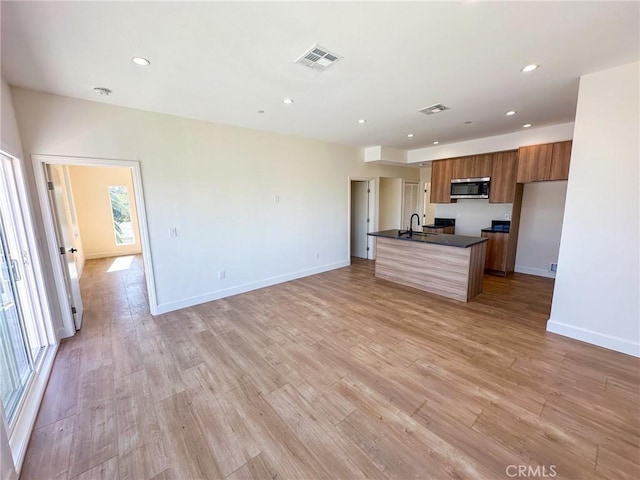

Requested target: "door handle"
[
  {"left": 69, "top": 248, "right": 78, "bottom": 253},
  {"left": 10, "top": 259, "right": 22, "bottom": 281}
]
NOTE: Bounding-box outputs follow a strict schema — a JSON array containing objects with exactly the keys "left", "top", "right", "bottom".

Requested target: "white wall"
[
  {"left": 1, "top": 77, "right": 23, "bottom": 159},
  {"left": 69, "top": 166, "right": 142, "bottom": 259},
  {"left": 11, "top": 88, "right": 419, "bottom": 319},
  {"left": 548, "top": 62, "right": 639, "bottom": 357},
  {"left": 434, "top": 200, "right": 512, "bottom": 236},
  {"left": 515, "top": 181, "right": 567, "bottom": 278},
  {"left": 379, "top": 177, "right": 403, "bottom": 230}
]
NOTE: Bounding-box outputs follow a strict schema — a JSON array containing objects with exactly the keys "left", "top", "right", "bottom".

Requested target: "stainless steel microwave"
[{"left": 450, "top": 177, "right": 490, "bottom": 199}]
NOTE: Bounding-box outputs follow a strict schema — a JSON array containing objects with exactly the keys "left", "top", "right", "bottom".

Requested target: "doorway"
[
  {"left": 349, "top": 179, "right": 374, "bottom": 260},
  {"left": 32, "top": 155, "right": 157, "bottom": 339}
]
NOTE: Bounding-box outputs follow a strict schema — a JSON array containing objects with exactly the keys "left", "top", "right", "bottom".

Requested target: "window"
[{"left": 108, "top": 186, "right": 135, "bottom": 245}]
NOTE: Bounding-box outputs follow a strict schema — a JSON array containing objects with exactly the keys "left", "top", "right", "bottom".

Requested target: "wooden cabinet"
[
  {"left": 549, "top": 140, "right": 572, "bottom": 180},
  {"left": 452, "top": 154, "right": 493, "bottom": 179},
  {"left": 430, "top": 159, "right": 455, "bottom": 203},
  {"left": 517, "top": 141, "right": 572, "bottom": 183},
  {"left": 431, "top": 155, "right": 493, "bottom": 204},
  {"left": 423, "top": 226, "right": 455, "bottom": 235},
  {"left": 489, "top": 151, "right": 518, "bottom": 203},
  {"left": 517, "top": 143, "right": 554, "bottom": 182},
  {"left": 481, "top": 231, "right": 509, "bottom": 275},
  {"left": 467, "top": 154, "right": 493, "bottom": 178}
]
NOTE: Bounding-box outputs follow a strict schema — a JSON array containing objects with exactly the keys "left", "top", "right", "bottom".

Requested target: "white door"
[
  {"left": 45, "top": 165, "right": 84, "bottom": 330},
  {"left": 402, "top": 181, "right": 420, "bottom": 230},
  {"left": 351, "top": 181, "right": 369, "bottom": 259}
]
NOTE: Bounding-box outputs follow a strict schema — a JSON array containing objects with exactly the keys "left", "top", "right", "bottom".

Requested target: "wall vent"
[
  {"left": 294, "top": 44, "right": 343, "bottom": 71},
  {"left": 419, "top": 103, "right": 450, "bottom": 115}
]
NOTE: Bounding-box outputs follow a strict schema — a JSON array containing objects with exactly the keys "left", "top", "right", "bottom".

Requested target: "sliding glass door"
[
  {"left": 0, "top": 152, "right": 48, "bottom": 428},
  {"left": 0, "top": 227, "right": 33, "bottom": 422}
]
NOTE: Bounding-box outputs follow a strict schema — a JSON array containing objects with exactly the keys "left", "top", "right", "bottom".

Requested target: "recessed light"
[
  {"left": 282, "top": 98, "right": 294, "bottom": 104},
  {"left": 505, "top": 110, "right": 517, "bottom": 116},
  {"left": 521, "top": 64, "right": 539, "bottom": 72},
  {"left": 433, "top": 141, "right": 439, "bottom": 145},
  {"left": 523, "top": 123, "right": 533, "bottom": 128},
  {"left": 93, "top": 87, "right": 112, "bottom": 96},
  {"left": 358, "top": 119, "right": 366, "bottom": 124},
  {"left": 407, "top": 133, "right": 415, "bottom": 138},
  {"left": 131, "top": 56, "right": 150, "bottom": 66}
]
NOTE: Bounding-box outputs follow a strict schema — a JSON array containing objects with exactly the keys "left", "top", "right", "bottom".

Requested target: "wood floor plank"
[
  {"left": 67, "top": 398, "right": 118, "bottom": 478},
  {"left": 155, "top": 390, "right": 225, "bottom": 479},
  {"left": 181, "top": 363, "right": 262, "bottom": 477},
  {"left": 33, "top": 340, "right": 80, "bottom": 429},
  {"left": 69, "top": 456, "right": 117, "bottom": 480},
  {"left": 115, "top": 370, "right": 169, "bottom": 478},
  {"left": 20, "top": 416, "right": 75, "bottom": 480},
  {"left": 225, "top": 453, "right": 276, "bottom": 480},
  {"left": 21, "top": 256, "right": 640, "bottom": 480}
]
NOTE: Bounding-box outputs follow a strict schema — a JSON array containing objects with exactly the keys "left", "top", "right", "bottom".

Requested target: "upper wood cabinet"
[
  {"left": 549, "top": 140, "right": 572, "bottom": 180},
  {"left": 517, "top": 143, "right": 554, "bottom": 182},
  {"left": 517, "top": 141, "right": 572, "bottom": 183},
  {"left": 490, "top": 151, "right": 518, "bottom": 203},
  {"left": 452, "top": 154, "right": 493, "bottom": 179},
  {"left": 430, "top": 159, "right": 455, "bottom": 203}
]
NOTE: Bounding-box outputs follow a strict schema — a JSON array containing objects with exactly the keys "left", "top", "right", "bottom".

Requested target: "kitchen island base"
[{"left": 374, "top": 236, "right": 486, "bottom": 302}]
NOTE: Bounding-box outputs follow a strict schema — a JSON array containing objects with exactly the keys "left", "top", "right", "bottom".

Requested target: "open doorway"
[
  {"left": 349, "top": 179, "right": 374, "bottom": 260},
  {"left": 32, "top": 155, "right": 157, "bottom": 339}
]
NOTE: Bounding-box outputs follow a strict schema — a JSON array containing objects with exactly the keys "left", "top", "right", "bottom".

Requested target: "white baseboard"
[
  {"left": 515, "top": 265, "right": 556, "bottom": 278},
  {"left": 547, "top": 320, "right": 640, "bottom": 358},
  {"left": 156, "top": 260, "right": 350, "bottom": 315},
  {"left": 84, "top": 250, "right": 142, "bottom": 260}
]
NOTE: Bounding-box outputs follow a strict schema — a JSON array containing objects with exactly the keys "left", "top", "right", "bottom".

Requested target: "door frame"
[
  {"left": 347, "top": 177, "right": 375, "bottom": 261},
  {"left": 32, "top": 154, "right": 158, "bottom": 338}
]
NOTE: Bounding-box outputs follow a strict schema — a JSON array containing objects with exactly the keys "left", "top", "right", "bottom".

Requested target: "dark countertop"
[
  {"left": 424, "top": 217, "right": 455, "bottom": 228},
  {"left": 368, "top": 229, "right": 488, "bottom": 248},
  {"left": 481, "top": 220, "right": 511, "bottom": 233}
]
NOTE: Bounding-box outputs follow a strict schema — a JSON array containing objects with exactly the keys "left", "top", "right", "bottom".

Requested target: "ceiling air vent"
[
  {"left": 419, "top": 104, "right": 450, "bottom": 115},
  {"left": 294, "top": 44, "right": 343, "bottom": 71}
]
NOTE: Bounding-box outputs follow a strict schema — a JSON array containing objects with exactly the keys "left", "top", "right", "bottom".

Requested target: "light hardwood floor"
[{"left": 20, "top": 256, "right": 640, "bottom": 479}]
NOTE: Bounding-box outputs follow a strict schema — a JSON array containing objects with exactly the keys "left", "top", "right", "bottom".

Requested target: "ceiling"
[{"left": 2, "top": 1, "right": 638, "bottom": 150}]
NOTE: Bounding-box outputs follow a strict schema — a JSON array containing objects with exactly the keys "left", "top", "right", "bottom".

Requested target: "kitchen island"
[{"left": 368, "top": 229, "right": 488, "bottom": 302}]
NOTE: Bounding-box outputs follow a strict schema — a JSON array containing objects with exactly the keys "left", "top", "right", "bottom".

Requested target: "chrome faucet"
[{"left": 409, "top": 213, "right": 420, "bottom": 235}]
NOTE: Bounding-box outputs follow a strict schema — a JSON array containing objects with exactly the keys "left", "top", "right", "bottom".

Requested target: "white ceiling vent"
[
  {"left": 294, "top": 44, "right": 343, "bottom": 71},
  {"left": 419, "top": 104, "right": 450, "bottom": 115}
]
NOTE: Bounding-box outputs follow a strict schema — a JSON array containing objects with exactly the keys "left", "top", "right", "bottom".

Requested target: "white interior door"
[
  {"left": 351, "top": 181, "right": 369, "bottom": 259},
  {"left": 45, "top": 165, "right": 84, "bottom": 330},
  {"left": 402, "top": 181, "right": 420, "bottom": 230}
]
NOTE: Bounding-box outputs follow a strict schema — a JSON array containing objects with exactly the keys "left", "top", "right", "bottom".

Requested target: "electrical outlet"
[
  {"left": 315, "top": 252, "right": 320, "bottom": 260},
  {"left": 504, "top": 214, "right": 510, "bottom": 220},
  {"left": 168, "top": 227, "right": 178, "bottom": 238},
  {"left": 274, "top": 195, "right": 280, "bottom": 204},
  {"left": 219, "top": 270, "right": 226, "bottom": 279},
  {"left": 550, "top": 262, "right": 558, "bottom": 272}
]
